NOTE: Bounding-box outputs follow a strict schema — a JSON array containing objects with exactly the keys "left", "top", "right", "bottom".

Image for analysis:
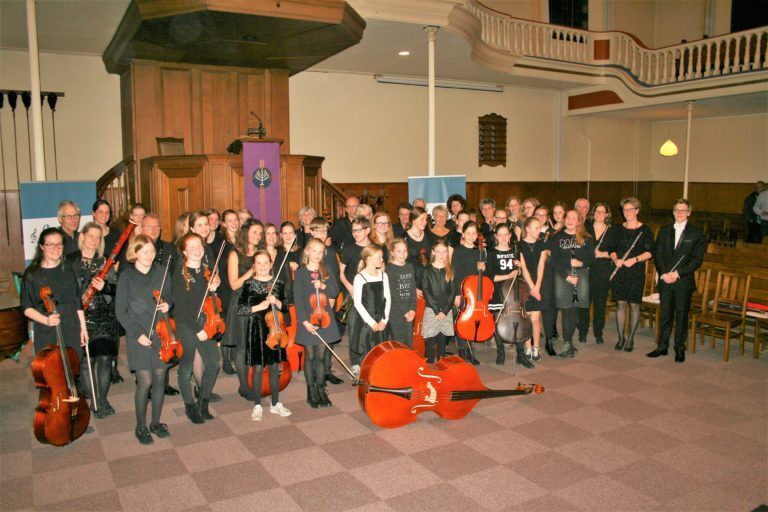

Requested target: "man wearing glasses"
[
  {"left": 57, "top": 200, "right": 82, "bottom": 257},
  {"left": 329, "top": 195, "right": 360, "bottom": 251},
  {"left": 648, "top": 198, "right": 705, "bottom": 363}
]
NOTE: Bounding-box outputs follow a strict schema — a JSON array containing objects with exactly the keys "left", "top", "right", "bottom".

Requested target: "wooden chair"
[
  {"left": 641, "top": 267, "right": 710, "bottom": 344},
  {"left": 754, "top": 317, "right": 768, "bottom": 359},
  {"left": 690, "top": 271, "right": 751, "bottom": 362},
  {"left": 156, "top": 137, "right": 185, "bottom": 156}
]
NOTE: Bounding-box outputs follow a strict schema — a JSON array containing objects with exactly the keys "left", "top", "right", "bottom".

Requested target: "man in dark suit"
[{"left": 647, "top": 198, "right": 706, "bottom": 363}]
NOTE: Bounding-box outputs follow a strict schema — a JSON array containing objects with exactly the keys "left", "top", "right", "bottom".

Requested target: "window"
[{"left": 549, "top": 0, "right": 588, "bottom": 30}]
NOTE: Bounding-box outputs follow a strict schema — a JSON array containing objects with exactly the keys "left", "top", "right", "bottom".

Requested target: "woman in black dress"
[
  {"left": 586, "top": 203, "right": 614, "bottom": 345},
  {"left": 238, "top": 250, "right": 292, "bottom": 421},
  {"left": 69, "top": 222, "right": 119, "bottom": 418},
  {"left": 609, "top": 198, "right": 654, "bottom": 352},
  {"left": 548, "top": 210, "right": 595, "bottom": 359},
  {"left": 217, "top": 209, "right": 239, "bottom": 374},
  {"left": 519, "top": 216, "right": 550, "bottom": 362},
  {"left": 226, "top": 220, "right": 264, "bottom": 399},
  {"left": 115, "top": 235, "right": 172, "bottom": 444},
  {"left": 294, "top": 238, "right": 341, "bottom": 408}
]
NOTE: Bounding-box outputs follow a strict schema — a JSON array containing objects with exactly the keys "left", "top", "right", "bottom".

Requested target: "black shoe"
[
  {"left": 545, "top": 339, "right": 557, "bottom": 357},
  {"left": 198, "top": 398, "right": 214, "bottom": 421},
  {"left": 578, "top": 336, "right": 587, "bottom": 343},
  {"left": 103, "top": 401, "right": 115, "bottom": 415},
  {"left": 646, "top": 348, "right": 668, "bottom": 358},
  {"left": 208, "top": 393, "right": 222, "bottom": 403},
  {"left": 149, "top": 423, "right": 170, "bottom": 438},
  {"left": 238, "top": 388, "right": 255, "bottom": 401},
  {"left": 624, "top": 339, "right": 634, "bottom": 352},
  {"left": 164, "top": 385, "right": 179, "bottom": 396},
  {"left": 326, "top": 373, "right": 343, "bottom": 385},
  {"left": 496, "top": 347, "right": 506, "bottom": 366},
  {"left": 557, "top": 341, "right": 576, "bottom": 359},
  {"left": 185, "top": 403, "right": 205, "bottom": 424},
  {"left": 93, "top": 408, "right": 109, "bottom": 420},
  {"left": 221, "top": 359, "right": 236, "bottom": 376},
  {"left": 516, "top": 345, "right": 535, "bottom": 369},
  {"left": 468, "top": 351, "right": 480, "bottom": 365},
  {"left": 675, "top": 352, "right": 685, "bottom": 363},
  {"left": 308, "top": 384, "right": 321, "bottom": 409},
  {"left": 614, "top": 337, "right": 626, "bottom": 351},
  {"left": 135, "top": 427, "right": 153, "bottom": 445},
  {"left": 111, "top": 370, "right": 124, "bottom": 384},
  {"left": 595, "top": 336, "right": 604, "bottom": 345},
  {"left": 317, "top": 385, "right": 332, "bottom": 408}
]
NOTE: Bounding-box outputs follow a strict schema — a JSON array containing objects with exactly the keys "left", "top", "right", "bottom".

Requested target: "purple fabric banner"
[{"left": 243, "top": 141, "right": 282, "bottom": 226}]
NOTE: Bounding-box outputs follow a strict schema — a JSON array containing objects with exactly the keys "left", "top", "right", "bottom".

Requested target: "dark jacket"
[
  {"left": 654, "top": 222, "right": 706, "bottom": 291},
  {"left": 420, "top": 266, "right": 455, "bottom": 315}
]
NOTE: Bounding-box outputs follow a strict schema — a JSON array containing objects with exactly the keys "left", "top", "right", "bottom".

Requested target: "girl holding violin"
[
  {"left": 548, "top": 210, "right": 595, "bottom": 359},
  {"left": 115, "top": 235, "right": 172, "bottom": 445},
  {"left": 385, "top": 239, "right": 417, "bottom": 348},
  {"left": 294, "top": 238, "right": 341, "bottom": 408},
  {"left": 450, "top": 221, "right": 484, "bottom": 365},
  {"left": 349, "top": 245, "right": 391, "bottom": 372},
  {"left": 68, "top": 222, "right": 119, "bottom": 418},
  {"left": 237, "top": 250, "right": 292, "bottom": 421},
  {"left": 22, "top": 227, "right": 89, "bottom": 369},
  {"left": 420, "top": 240, "right": 455, "bottom": 364},
  {"left": 171, "top": 233, "right": 222, "bottom": 424},
  {"left": 518, "top": 216, "right": 551, "bottom": 362},
  {"left": 226, "top": 220, "right": 264, "bottom": 399},
  {"left": 217, "top": 209, "right": 239, "bottom": 374},
  {"left": 487, "top": 223, "right": 528, "bottom": 367}
]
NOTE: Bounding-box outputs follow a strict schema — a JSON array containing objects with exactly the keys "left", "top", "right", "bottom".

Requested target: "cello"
[
  {"left": 455, "top": 235, "right": 495, "bottom": 342},
  {"left": 495, "top": 243, "right": 533, "bottom": 346},
  {"left": 31, "top": 287, "right": 90, "bottom": 446}
]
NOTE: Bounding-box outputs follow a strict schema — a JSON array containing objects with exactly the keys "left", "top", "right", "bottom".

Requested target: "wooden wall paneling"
[
  {"left": 281, "top": 155, "right": 324, "bottom": 222},
  {"left": 206, "top": 155, "right": 235, "bottom": 211},
  {"left": 190, "top": 67, "right": 204, "bottom": 154},
  {"left": 131, "top": 63, "right": 164, "bottom": 202},
  {"left": 200, "top": 70, "right": 232, "bottom": 155},
  {"left": 230, "top": 157, "right": 244, "bottom": 210},
  {"left": 120, "top": 72, "right": 134, "bottom": 159},
  {"left": 0, "top": 191, "right": 25, "bottom": 274},
  {"left": 238, "top": 72, "right": 266, "bottom": 142},
  {"left": 160, "top": 67, "right": 193, "bottom": 153},
  {"left": 227, "top": 72, "right": 240, "bottom": 151},
  {"left": 146, "top": 156, "right": 207, "bottom": 236},
  {"left": 268, "top": 69, "right": 291, "bottom": 154}
]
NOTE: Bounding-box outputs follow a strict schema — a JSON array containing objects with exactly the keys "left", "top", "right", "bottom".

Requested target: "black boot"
[
  {"left": 197, "top": 398, "right": 214, "bottom": 421},
  {"left": 614, "top": 336, "right": 626, "bottom": 351},
  {"left": 495, "top": 338, "right": 506, "bottom": 365},
  {"left": 558, "top": 340, "right": 576, "bottom": 358},
  {"left": 516, "top": 344, "right": 535, "bottom": 369},
  {"left": 317, "top": 385, "right": 332, "bottom": 407},
  {"left": 185, "top": 403, "right": 204, "bottom": 424},
  {"left": 545, "top": 338, "right": 557, "bottom": 357},
  {"left": 326, "top": 372, "right": 343, "bottom": 385},
  {"left": 308, "top": 384, "right": 321, "bottom": 409}
]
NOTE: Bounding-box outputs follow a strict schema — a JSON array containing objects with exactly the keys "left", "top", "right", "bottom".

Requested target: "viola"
[
  {"left": 248, "top": 361, "right": 292, "bottom": 396},
  {"left": 265, "top": 296, "right": 290, "bottom": 350},
  {"left": 455, "top": 235, "right": 495, "bottom": 342},
  {"left": 153, "top": 290, "right": 183, "bottom": 364},
  {"left": 309, "top": 272, "right": 331, "bottom": 328},
  {"left": 357, "top": 341, "right": 543, "bottom": 429},
  {"left": 201, "top": 266, "right": 226, "bottom": 341},
  {"left": 495, "top": 244, "right": 532, "bottom": 345},
  {"left": 411, "top": 294, "right": 426, "bottom": 357},
  {"left": 31, "top": 287, "right": 90, "bottom": 446}
]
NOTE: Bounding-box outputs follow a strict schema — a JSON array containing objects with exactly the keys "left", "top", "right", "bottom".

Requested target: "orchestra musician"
[
  {"left": 386, "top": 239, "right": 417, "bottom": 349},
  {"left": 349, "top": 245, "right": 391, "bottom": 369},
  {"left": 450, "top": 221, "right": 484, "bottom": 365},
  {"left": 586, "top": 203, "right": 614, "bottom": 345},
  {"left": 519, "top": 216, "right": 550, "bottom": 362},
  {"left": 420, "top": 240, "right": 455, "bottom": 364}
]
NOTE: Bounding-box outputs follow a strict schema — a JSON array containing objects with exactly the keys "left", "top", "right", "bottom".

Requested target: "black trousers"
[
  {"left": 589, "top": 264, "right": 612, "bottom": 338},
  {"left": 658, "top": 282, "right": 694, "bottom": 354}
]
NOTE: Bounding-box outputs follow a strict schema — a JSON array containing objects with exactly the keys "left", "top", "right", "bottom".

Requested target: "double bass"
[
  {"left": 495, "top": 243, "right": 533, "bottom": 345},
  {"left": 455, "top": 235, "right": 495, "bottom": 342},
  {"left": 31, "top": 287, "right": 90, "bottom": 446}
]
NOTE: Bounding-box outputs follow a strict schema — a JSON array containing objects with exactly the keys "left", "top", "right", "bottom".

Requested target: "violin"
[
  {"left": 248, "top": 361, "right": 292, "bottom": 396},
  {"left": 201, "top": 266, "right": 226, "bottom": 341},
  {"left": 455, "top": 234, "right": 495, "bottom": 342},
  {"left": 265, "top": 292, "right": 290, "bottom": 350},
  {"left": 309, "top": 271, "right": 331, "bottom": 328},
  {"left": 31, "top": 287, "right": 90, "bottom": 446},
  {"left": 495, "top": 243, "right": 532, "bottom": 345},
  {"left": 153, "top": 290, "right": 183, "bottom": 364},
  {"left": 357, "top": 341, "right": 543, "bottom": 429}
]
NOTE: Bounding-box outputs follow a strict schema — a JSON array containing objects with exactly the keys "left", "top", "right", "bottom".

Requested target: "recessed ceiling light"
[{"left": 398, "top": 51, "right": 410, "bottom": 56}]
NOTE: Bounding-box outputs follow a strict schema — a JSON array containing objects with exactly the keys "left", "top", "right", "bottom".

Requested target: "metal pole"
[
  {"left": 26, "top": 0, "right": 46, "bottom": 181},
  {"left": 683, "top": 101, "right": 694, "bottom": 198},
  {"left": 424, "top": 26, "right": 439, "bottom": 177}
]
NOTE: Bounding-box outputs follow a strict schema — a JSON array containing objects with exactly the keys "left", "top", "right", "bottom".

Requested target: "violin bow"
[
  {"left": 148, "top": 255, "right": 173, "bottom": 337},
  {"left": 495, "top": 242, "right": 520, "bottom": 320},
  {"left": 196, "top": 242, "right": 227, "bottom": 322},
  {"left": 266, "top": 235, "right": 297, "bottom": 297},
  {"left": 312, "top": 331, "right": 359, "bottom": 385}
]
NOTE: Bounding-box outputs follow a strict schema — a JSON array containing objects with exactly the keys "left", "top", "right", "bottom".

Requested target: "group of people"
[{"left": 21, "top": 191, "right": 706, "bottom": 445}]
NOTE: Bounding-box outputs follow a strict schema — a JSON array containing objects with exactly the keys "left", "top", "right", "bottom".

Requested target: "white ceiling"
[{"left": 1, "top": 0, "right": 765, "bottom": 121}]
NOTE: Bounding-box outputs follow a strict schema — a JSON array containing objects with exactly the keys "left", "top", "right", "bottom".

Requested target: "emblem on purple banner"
[{"left": 243, "top": 140, "right": 282, "bottom": 225}]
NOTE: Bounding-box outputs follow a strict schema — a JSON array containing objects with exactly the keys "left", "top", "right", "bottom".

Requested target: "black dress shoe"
[
  {"left": 675, "top": 352, "right": 685, "bottom": 363},
  {"left": 578, "top": 336, "right": 587, "bottom": 343},
  {"left": 646, "top": 348, "right": 669, "bottom": 358},
  {"left": 111, "top": 371, "right": 124, "bottom": 384},
  {"left": 208, "top": 393, "right": 222, "bottom": 403},
  {"left": 164, "top": 385, "right": 180, "bottom": 396},
  {"left": 614, "top": 338, "right": 626, "bottom": 351},
  {"left": 149, "top": 423, "right": 170, "bottom": 438},
  {"left": 326, "top": 373, "right": 344, "bottom": 385},
  {"left": 595, "top": 336, "right": 604, "bottom": 344},
  {"left": 135, "top": 427, "right": 153, "bottom": 445}
]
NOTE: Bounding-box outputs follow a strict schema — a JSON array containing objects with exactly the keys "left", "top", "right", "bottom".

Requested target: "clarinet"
[{"left": 570, "top": 247, "right": 579, "bottom": 304}]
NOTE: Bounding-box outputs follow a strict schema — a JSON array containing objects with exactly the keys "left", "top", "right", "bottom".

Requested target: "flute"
[{"left": 609, "top": 231, "right": 643, "bottom": 282}]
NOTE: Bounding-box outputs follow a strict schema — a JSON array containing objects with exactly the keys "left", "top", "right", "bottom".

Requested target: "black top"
[
  {"left": 487, "top": 246, "right": 519, "bottom": 304},
  {"left": 420, "top": 266, "right": 454, "bottom": 315},
  {"left": 171, "top": 265, "right": 209, "bottom": 335},
  {"left": 654, "top": 223, "right": 706, "bottom": 287},
  {"left": 340, "top": 242, "right": 366, "bottom": 287},
  {"left": 68, "top": 251, "right": 119, "bottom": 340},
  {"left": 61, "top": 229, "right": 79, "bottom": 257},
  {"left": 103, "top": 228, "right": 122, "bottom": 257},
  {"left": 386, "top": 262, "right": 418, "bottom": 316},
  {"left": 293, "top": 266, "right": 341, "bottom": 346},
  {"left": 547, "top": 231, "right": 596, "bottom": 279},
  {"left": 329, "top": 216, "right": 354, "bottom": 252},
  {"left": 393, "top": 223, "right": 408, "bottom": 239},
  {"left": 519, "top": 239, "right": 546, "bottom": 284},
  {"left": 404, "top": 231, "right": 433, "bottom": 268},
  {"left": 452, "top": 244, "right": 483, "bottom": 297}
]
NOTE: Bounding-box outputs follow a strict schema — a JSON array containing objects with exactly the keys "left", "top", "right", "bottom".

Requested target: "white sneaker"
[
  {"left": 250, "top": 404, "right": 263, "bottom": 421},
  {"left": 270, "top": 402, "right": 292, "bottom": 417},
  {"left": 351, "top": 365, "right": 361, "bottom": 378}
]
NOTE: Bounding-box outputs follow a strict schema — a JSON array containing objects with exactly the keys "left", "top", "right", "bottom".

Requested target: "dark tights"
[
  {"left": 425, "top": 333, "right": 447, "bottom": 363},
  {"left": 304, "top": 345, "right": 327, "bottom": 387},
  {"left": 235, "top": 343, "right": 250, "bottom": 397},
  {"left": 615, "top": 301, "right": 641, "bottom": 341},
  {"left": 80, "top": 355, "right": 112, "bottom": 409},
  {"left": 561, "top": 307, "right": 580, "bottom": 342},
  {"left": 135, "top": 368, "right": 166, "bottom": 429},
  {"left": 252, "top": 364, "right": 279, "bottom": 406}
]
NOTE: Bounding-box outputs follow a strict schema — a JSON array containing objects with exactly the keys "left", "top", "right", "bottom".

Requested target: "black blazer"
[{"left": 654, "top": 223, "right": 706, "bottom": 290}]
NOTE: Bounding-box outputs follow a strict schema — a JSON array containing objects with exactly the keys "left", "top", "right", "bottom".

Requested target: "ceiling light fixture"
[
  {"left": 374, "top": 74, "right": 503, "bottom": 93},
  {"left": 659, "top": 112, "right": 678, "bottom": 157},
  {"left": 398, "top": 50, "right": 410, "bottom": 56}
]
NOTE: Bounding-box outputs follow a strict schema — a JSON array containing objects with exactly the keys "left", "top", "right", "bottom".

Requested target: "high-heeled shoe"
[{"left": 614, "top": 337, "right": 626, "bottom": 351}]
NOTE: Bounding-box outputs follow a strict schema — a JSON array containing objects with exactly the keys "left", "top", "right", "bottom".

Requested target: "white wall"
[{"left": 0, "top": 49, "right": 122, "bottom": 187}]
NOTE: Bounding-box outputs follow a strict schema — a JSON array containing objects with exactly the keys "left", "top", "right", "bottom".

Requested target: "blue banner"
[
  {"left": 408, "top": 175, "right": 466, "bottom": 213},
  {"left": 20, "top": 181, "right": 97, "bottom": 263}
]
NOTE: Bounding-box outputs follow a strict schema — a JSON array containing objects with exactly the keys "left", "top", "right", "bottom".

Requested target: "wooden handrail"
[
  {"left": 321, "top": 178, "right": 347, "bottom": 222},
  {"left": 96, "top": 155, "right": 135, "bottom": 217}
]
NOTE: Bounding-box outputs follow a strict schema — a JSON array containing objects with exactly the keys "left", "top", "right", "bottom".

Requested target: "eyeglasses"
[
  {"left": 44, "top": 243, "right": 63, "bottom": 248},
  {"left": 143, "top": 225, "right": 161, "bottom": 231},
  {"left": 375, "top": 221, "right": 390, "bottom": 226},
  {"left": 352, "top": 227, "right": 368, "bottom": 233},
  {"left": 60, "top": 214, "right": 81, "bottom": 220},
  {"left": 673, "top": 208, "right": 689, "bottom": 213},
  {"left": 622, "top": 207, "right": 638, "bottom": 212}
]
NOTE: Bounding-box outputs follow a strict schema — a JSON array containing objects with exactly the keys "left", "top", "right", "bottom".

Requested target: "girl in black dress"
[
  {"left": 586, "top": 203, "right": 614, "bottom": 345},
  {"left": 115, "top": 235, "right": 172, "bottom": 444},
  {"left": 349, "top": 245, "right": 391, "bottom": 367},
  {"left": 386, "top": 239, "right": 417, "bottom": 348},
  {"left": 609, "top": 198, "right": 654, "bottom": 352},
  {"left": 548, "top": 210, "right": 595, "bottom": 359},
  {"left": 218, "top": 209, "right": 239, "bottom": 374},
  {"left": 450, "top": 221, "right": 484, "bottom": 364},
  {"left": 294, "top": 238, "right": 341, "bottom": 408},
  {"left": 238, "top": 250, "right": 292, "bottom": 421},
  {"left": 519, "top": 216, "right": 552, "bottom": 362},
  {"left": 226, "top": 220, "right": 263, "bottom": 399},
  {"left": 69, "top": 222, "right": 119, "bottom": 418}
]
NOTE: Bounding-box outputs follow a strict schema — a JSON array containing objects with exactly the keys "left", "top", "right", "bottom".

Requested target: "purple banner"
[{"left": 243, "top": 141, "right": 282, "bottom": 226}]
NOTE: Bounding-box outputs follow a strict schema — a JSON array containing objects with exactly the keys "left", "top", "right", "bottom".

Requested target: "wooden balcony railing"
[{"left": 96, "top": 156, "right": 135, "bottom": 217}]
